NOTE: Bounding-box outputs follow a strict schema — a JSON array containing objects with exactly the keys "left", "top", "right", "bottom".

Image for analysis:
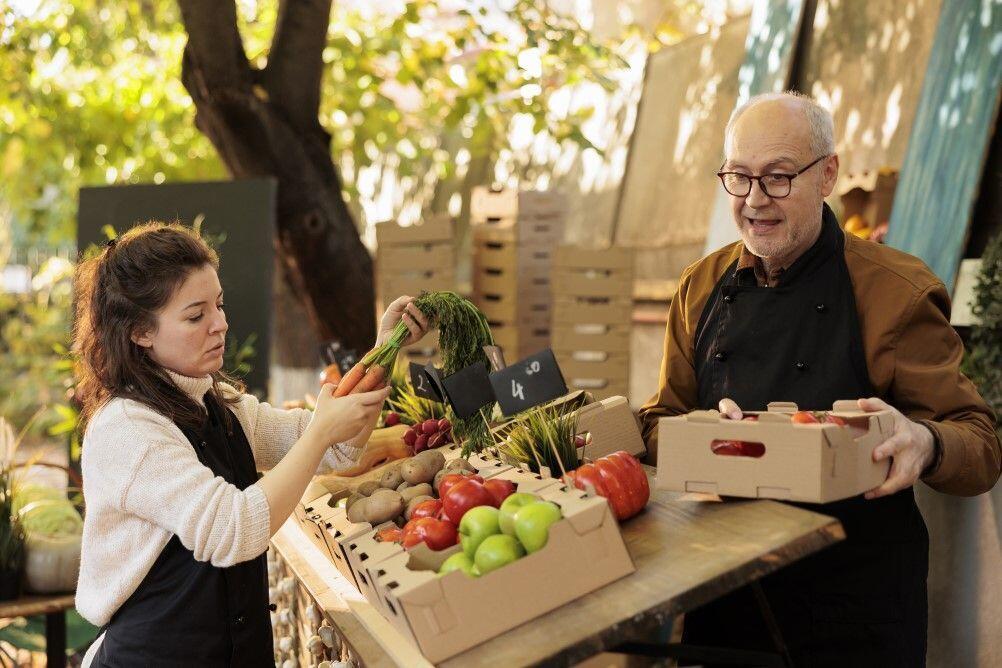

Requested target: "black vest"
[
  {"left": 94, "top": 393, "right": 274, "bottom": 667},
  {"left": 682, "top": 206, "right": 929, "bottom": 667}
]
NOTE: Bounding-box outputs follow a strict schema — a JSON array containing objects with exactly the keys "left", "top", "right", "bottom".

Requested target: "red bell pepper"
[{"left": 567, "top": 450, "right": 650, "bottom": 521}]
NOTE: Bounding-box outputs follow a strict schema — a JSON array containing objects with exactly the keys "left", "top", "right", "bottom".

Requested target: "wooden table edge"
[{"left": 523, "top": 514, "right": 845, "bottom": 668}]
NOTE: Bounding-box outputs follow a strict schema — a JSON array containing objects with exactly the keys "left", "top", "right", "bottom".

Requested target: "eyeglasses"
[{"left": 716, "top": 155, "right": 829, "bottom": 199}]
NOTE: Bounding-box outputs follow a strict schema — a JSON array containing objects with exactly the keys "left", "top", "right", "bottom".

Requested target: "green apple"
[
  {"left": 459, "top": 505, "right": 501, "bottom": 558},
  {"left": 438, "top": 552, "right": 476, "bottom": 577},
  {"left": 513, "top": 501, "right": 562, "bottom": 553},
  {"left": 498, "top": 492, "right": 540, "bottom": 536},
  {"left": 474, "top": 534, "right": 526, "bottom": 575}
]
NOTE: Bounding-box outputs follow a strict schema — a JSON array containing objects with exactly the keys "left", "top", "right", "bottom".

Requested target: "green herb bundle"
[{"left": 497, "top": 404, "right": 580, "bottom": 475}]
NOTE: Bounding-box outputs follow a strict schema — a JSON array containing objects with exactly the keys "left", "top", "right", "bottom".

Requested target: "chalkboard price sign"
[
  {"left": 489, "top": 348, "right": 567, "bottom": 417},
  {"left": 409, "top": 362, "right": 443, "bottom": 401},
  {"left": 440, "top": 361, "right": 497, "bottom": 419}
]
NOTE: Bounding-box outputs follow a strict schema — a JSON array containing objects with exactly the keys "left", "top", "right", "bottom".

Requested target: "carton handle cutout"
[{"left": 710, "top": 440, "right": 766, "bottom": 458}]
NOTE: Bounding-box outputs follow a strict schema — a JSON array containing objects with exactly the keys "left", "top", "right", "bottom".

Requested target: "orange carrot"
[
  {"left": 352, "top": 364, "right": 387, "bottom": 394},
  {"left": 334, "top": 361, "right": 367, "bottom": 397}
]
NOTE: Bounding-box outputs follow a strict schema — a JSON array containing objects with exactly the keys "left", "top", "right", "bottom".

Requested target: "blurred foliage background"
[{"left": 1, "top": 0, "right": 750, "bottom": 440}]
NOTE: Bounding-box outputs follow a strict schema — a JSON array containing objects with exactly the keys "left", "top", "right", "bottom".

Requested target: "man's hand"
[
  {"left": 859, "top": 397, "right": 937, "bottom": 500},
  {"left": 376, "top": 295, "right": 431, "bottom": 347}
]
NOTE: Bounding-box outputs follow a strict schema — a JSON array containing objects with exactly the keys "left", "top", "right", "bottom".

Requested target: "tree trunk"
[{"left": 176, "top": 0, "right": 376, "bottom": 362}]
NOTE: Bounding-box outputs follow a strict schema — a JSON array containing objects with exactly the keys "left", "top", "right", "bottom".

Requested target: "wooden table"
[
  {"left": 272, "top": 467, "right": 844, "bottom": 667},
  {"left": 0, "top": 593, "right": 76, "bottom": 668}
]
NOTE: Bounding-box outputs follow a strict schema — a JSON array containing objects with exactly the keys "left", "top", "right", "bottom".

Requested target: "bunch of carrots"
[
  {"left": 330, "top": 292, "right": 496, "bottom": 454},
  {"left": 332, "top": 343, "right": 399, "bottom": 397}
]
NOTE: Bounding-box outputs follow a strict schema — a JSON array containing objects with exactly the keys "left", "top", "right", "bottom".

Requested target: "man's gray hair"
[{"left": 724, "top": 91, "right": 836, "bottom": 157}]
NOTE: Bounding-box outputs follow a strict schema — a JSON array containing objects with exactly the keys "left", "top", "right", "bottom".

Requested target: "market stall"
[{"left": 271, "top": 464, "right": 842, "bottom": 667}]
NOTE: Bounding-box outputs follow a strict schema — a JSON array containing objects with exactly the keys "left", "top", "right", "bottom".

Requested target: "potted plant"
[{"left": 0, "top": 418, "right": 26, "bottom": 601}]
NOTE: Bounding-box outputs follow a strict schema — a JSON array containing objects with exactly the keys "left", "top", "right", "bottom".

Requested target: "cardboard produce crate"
[
  {"left": 375, "top": 214, "right": 453, "bottom": 246},
  {"left": 379, "top": 269, "right": 455, "bottom": 303},
  {"left": 486, "top": 391, "right": 646, "bottom": 461},
  {"left": 657, "top": 401, "right": 894, "bottom": 502},
  {"left": 471, "top": 186, "right": 566, "bottom": 220},
  {"left": 489, "top": 323, "right": 551, "bottom": 361},
  {"left": 377, "top": 243, "right": 453, "bottom": 269},
  {"left": 473, "top": 238, "right": 553, "bottom": 270},
  {"left": 375, "top": 216, "right": 456, "bottom": 309},
  {"left": 350, "top": 475, "right": 634, "bottom": 663},
  {"left": 556, "top": 352, "right": 629, "bottom": 398},
  {"left": 552, "top": 297, "right": 632, "bottom": 326},
  {"left": 308, "top": 450, "right": 513, "bottom": 587},
  {"left": 551, "top": 323, "right": 630, "bottom": 354}
]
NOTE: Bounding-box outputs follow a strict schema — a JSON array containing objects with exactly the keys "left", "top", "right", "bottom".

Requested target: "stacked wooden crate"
[
  {"left": 375, "top": 215, "right": 455, "bottom": 365},
  {"left": 470, "top": 187, "right": 566, "bottom": 362},
  {"left": 551, "top": 245, "right": 633, "bottom": 400}
]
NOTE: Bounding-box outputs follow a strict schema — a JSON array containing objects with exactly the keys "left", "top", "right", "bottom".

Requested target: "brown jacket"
[{"left": 638, "top": 231, "right": 1001, "bottom": 497}]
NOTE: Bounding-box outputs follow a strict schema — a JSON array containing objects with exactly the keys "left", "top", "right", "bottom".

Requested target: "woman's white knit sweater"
[{"left": 76, "top": 370, "right": 360, "bottom": 627}]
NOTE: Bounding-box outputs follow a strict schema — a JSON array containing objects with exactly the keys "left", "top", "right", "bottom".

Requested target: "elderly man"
[{"left": 639, "top": 92, "right": 1000, "bottom": 666}]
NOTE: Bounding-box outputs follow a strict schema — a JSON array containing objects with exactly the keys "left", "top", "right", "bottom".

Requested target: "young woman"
[{"left": 73, "top": 222, "right": 429, "bottom": 666}]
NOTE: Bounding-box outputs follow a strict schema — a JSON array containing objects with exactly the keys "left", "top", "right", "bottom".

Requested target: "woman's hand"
[
  {"left": 306, "top": 383, "right": 390, "bottom": 447},
  {"left": 376, "top": 296, "right": 431, "bottom": 347}
]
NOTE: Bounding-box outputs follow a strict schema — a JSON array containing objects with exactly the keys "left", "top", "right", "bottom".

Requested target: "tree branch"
[
  {"left": 263, "top": 0, "right": 333, "bottom": 134},
  {"left": 176, "top": 0, "right": 252, "bottom": 92}
]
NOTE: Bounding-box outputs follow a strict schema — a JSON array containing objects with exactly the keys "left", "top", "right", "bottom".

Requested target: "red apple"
[
  {"left": 442, "top": 479, "right": 495, "bottom": 524},
  {"left": 483, "top": 478, "right": 516, "bottom": 507},
  {"left": 438, "top": 473, "right": 484, "bottom": 499}
]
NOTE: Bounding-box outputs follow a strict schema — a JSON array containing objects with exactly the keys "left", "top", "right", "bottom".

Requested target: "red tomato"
[
  {"left": 483, "top": 478, "right": 516, "bottom": 506},
  {"left": 791, "top": 411, "right": 820, "bottom": 424},
  {"left": 711, "top": 440, "right": 746, "bottom": 456},
  {"left": 376, "top": 527, "right": 403, "bottom": 543},
  {"left": 437, "top": 473, "right": 484, "bottom": 499},
  {"left": 410, "top": 499, "right": 443, "bottom": 520},
  {"left": 441, "top": 479, "right": 495, "bottom": 524},
  {"left": 742, "top": 415, "right": 759, "bottom": 421},
  {"left": 823, "top": 414, "right": 848, "bottom": 426},
  {"left": 401, "top": 517, "right": 458, "bottom": 551}
]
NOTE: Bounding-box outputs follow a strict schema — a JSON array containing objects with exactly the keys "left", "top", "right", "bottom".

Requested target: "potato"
[
  {"left": 401, "top": 483, "right": 433, "bottom": 504},
  {"left": 444, "top": 458, "right": 475, "bottom": 473},
  {"left": 346, "top": 497, "right": 368, "bottom": 524},
  {"left": 396, "top": 481, "right": 412, "bottom": 492},
  {"left": 400, "top": 458, "right": 437, "bottom": 485},
  {"left": 405, "top": 495, "right": 434, "bottom": 520},
  {"left": 380, "top": 467, "right": 404, "bottom": 490},
  {"left": 433, "top": 468, "right": 447, "bottom": 493},
  {"left": 344, "top": 492, "right": 365, "bottom": 510},
  {"left": 357, "top": 480, "right": 381, "bottom": 497},
  {"left": 363, "top": 489, "right": 405, "bottom": 525},
  {"left": 415, "top": 449, "right": 446, "bottom": 473}
]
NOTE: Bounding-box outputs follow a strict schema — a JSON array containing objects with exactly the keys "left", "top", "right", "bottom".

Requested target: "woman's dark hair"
[{"left": 73, "top": 222, "right": 244, "bottom": 432}]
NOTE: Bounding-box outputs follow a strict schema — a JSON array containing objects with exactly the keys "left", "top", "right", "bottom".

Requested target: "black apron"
[
  {"left": 682, "top": 206, "right": 929, "bottom": 667},
  {"left": 94, "top": 393, "right": 274, "bottom": 667}
]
